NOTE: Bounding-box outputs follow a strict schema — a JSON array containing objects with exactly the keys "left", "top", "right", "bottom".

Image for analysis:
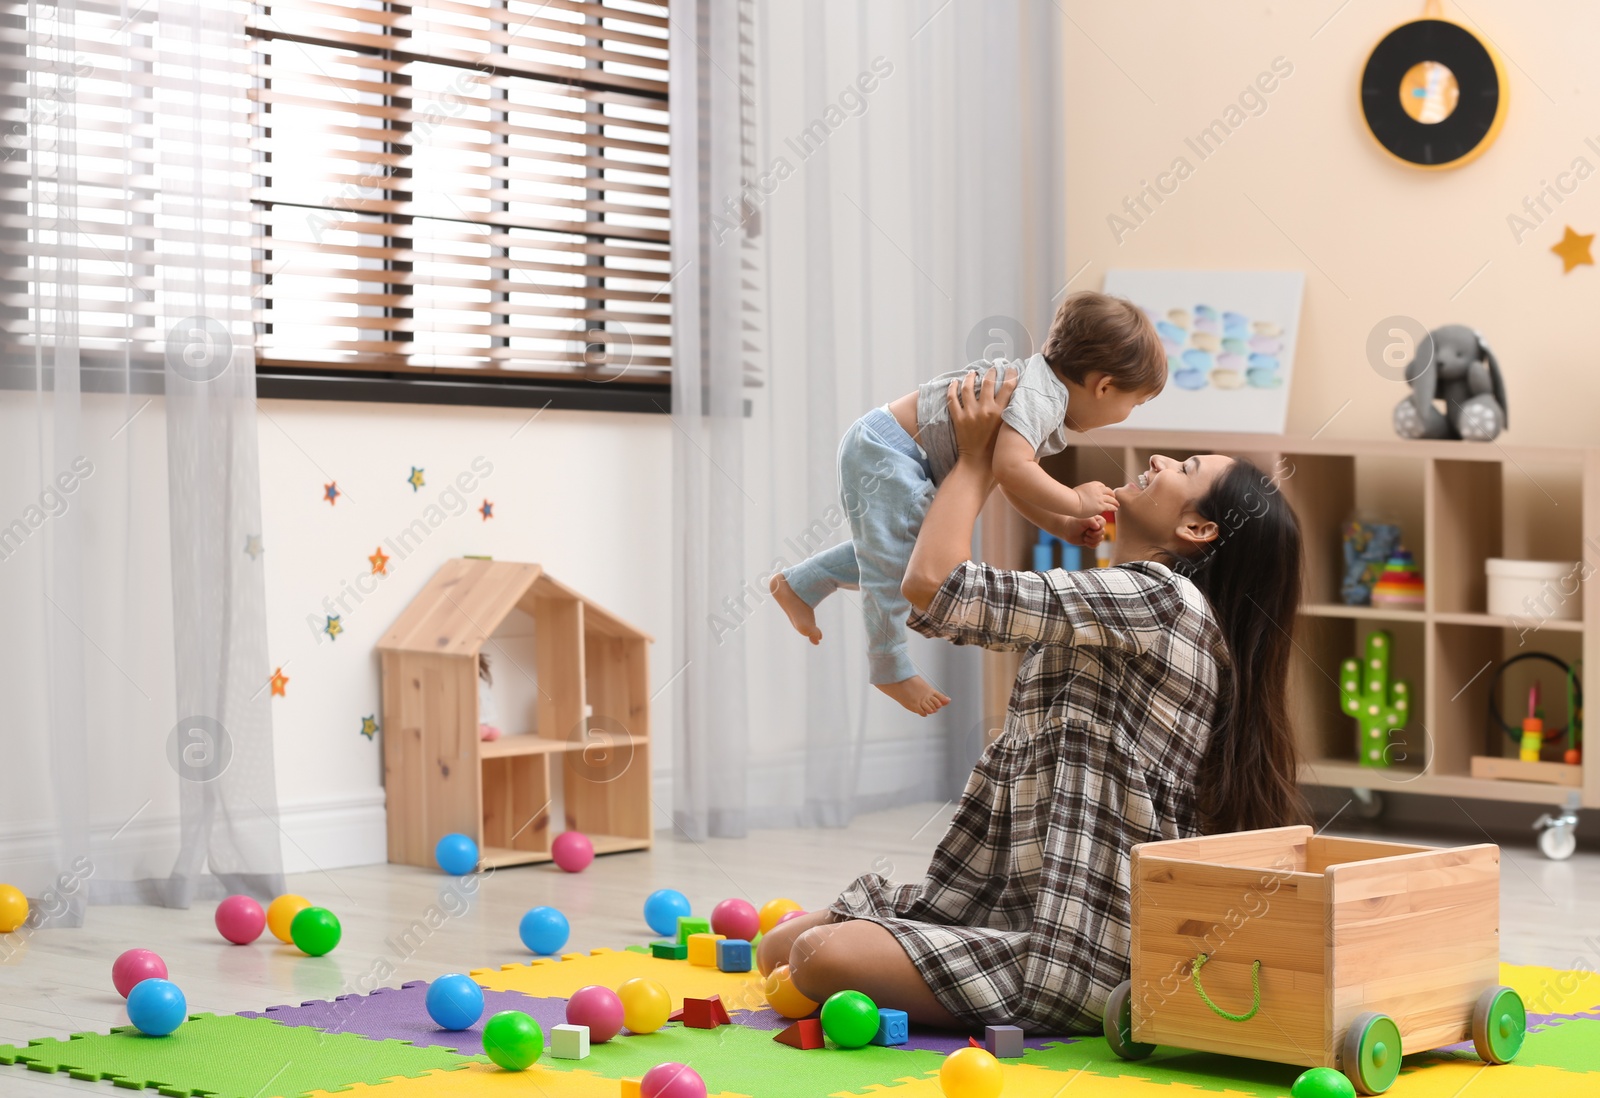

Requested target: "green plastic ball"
[
  {"left": 1291, "top": 1066, "right": 1356, "bottom": 1098},
  {"left": 289, "top": 906, "right": 342, "bottom": 957},
  {"left": 819, "top": 989, "right": 880, "bottom": 1049},
  {"left": 483, "top": 1010, "right": 543, "bottom": 1071}
]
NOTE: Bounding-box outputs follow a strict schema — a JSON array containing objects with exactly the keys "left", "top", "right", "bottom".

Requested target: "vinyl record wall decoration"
[{"left": 1360, "top": 15, "right": 1506, "bottom": 169}]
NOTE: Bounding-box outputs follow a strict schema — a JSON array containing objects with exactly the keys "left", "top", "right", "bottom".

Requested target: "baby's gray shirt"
[{"left": 912, "top": 354, "right": 1071, "bottom": 483}]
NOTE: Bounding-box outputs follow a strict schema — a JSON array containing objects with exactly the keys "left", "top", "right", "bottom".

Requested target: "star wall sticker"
[
  {"left": 244, "top": 534, "right": 263, "bottom": 560},
  {"left": 324, "top": 614, "right": 343, "bottom": 641},
  {"left": 1552, "top": 225, "right": 1594, "bottom": 273},
  {"left": 369, "top": 546, "right": 390, "bottom": 575},
  {"left": 407, "top": 466, "right": 425, "bottom": 492},
  {"left": 359, "top": 715, "right": 379, "bottom": 740},
  {"left": 324, "top": 481, "right": 340, "bottom": 505},
  {"left": 269, "top": 667, "right": 289, "bottom": 697},
  {"left": 479, "top": 499, "right": 494, "bottom": 521}
]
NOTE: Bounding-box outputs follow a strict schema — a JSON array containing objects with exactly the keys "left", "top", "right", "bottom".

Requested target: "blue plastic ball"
[
  {"left": 126, "top": 978, "right": 187, "bottom": 1036},
  {"left": 518, "top": 906, "right": 570, "bottom": 955},
  {"left": 425, "top": 973, "right": 486, "bottom": 1031},
  {"left": 643, "top": 889, "right": 691, "bottom": 937},
  {"left": 434, "top": 833, "right": 479, "bottom": 876}
]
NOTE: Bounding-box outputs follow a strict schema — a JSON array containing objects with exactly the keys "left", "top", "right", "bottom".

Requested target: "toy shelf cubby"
[
  {"left": 377, "top": 559, "right": 653, "bottom": 870},
  {"left": 982, "top": 431, "right": 1600, "bottom": 824}
]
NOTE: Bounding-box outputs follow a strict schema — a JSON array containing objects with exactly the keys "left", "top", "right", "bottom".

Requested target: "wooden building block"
[
  {"left": 682, "top": 994, "right": 730, "bottom": 1029},
  {"left": 774, "top": 1017, "right": 825, "bottom": 1049},
  {"left": 686, "top": 932, "right": 724, "bottom": 967},
  {"left": 551, "top": 1023, "right": 590, "bottom": 1059}
]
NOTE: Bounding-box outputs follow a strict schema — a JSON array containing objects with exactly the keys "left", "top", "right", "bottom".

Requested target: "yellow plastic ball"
[
  {"left": 266, "top": 894, "right": 310, "bottom": 944},
  {"left": 761, "top": 963, "right": 820, "bottom": 1020},
  {"left": 617, "top": 977, "right": 671, "bottom": 1035},
  {"left": 0, "top": 884, "right": 28, "bottom": 934},
  {"left": 758, "top": 897, "right": 803, "bottom": 935},
  {"left": 940, "top": 1046, "right": 1004, "bottom": 1098}
]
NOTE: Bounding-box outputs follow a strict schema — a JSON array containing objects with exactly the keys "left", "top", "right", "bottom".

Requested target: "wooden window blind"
[{"left": 248, "top": 0, "right": 671, "bottom": 403}]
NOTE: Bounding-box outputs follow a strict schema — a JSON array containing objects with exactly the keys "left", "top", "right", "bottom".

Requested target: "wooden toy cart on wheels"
[{"left": 1103, "top": 826, "right": 1526, "bottom": 1095}]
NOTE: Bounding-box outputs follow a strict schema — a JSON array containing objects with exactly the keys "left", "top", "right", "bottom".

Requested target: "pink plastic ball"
[
  {"left": 640, "top": 1061, "right": 708, "bottom": 1098},
  {"left": 550, "top": 831, "right": 594, "bottom": 874},
  {"left": 776, "top": 909, "right": 808, "bottom": 925},
  {"left": 214, "top": 895, "right": 266, "bottom": 945},
  {"left": 112, "top": 949, "right": 168, "bottom": 999},
  {"left": 710, "top": 898, "right": 759, "bottom": 941},
  {"left": 565, "top": 984, "right": 625, "bottom": 1043}
]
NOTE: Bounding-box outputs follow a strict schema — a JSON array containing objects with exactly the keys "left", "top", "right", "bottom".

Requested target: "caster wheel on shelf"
[
  {"left": 1471, "top": 985, "right": 1526, "bottom": 1064},
  {"left": 1104, "top": 980, "right": 1154, "bottom": 1061},
  {"left": 1342, "top": 1011, "right": 1402, "bottom": 1095},
  {"left": 1538, "top": 822, "right": 1576, "bottom": 861},
  {"left": 1351, "top": 788, "right": 1385, "bottom": 821}
]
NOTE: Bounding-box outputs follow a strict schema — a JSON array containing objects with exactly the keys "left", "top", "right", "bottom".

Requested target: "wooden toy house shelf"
[
  {"left": 377, "top": 559, "right": 653, "bottom": 870},
  {"left": 981, "top": 431, "right": 1600, "bottom": 823}
]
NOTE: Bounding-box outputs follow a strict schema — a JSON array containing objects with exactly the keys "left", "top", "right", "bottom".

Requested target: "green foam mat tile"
[{"left": 0, "top": 1012, "right": 480, "bottom": 1098}]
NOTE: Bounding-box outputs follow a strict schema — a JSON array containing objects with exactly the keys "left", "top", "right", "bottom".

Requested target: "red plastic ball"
[
  {"left": 112, "top": 948, "right": 168, "bottom": 998},
  {"left": 214, "top": 895, "right": 266, "bottom": 945},
  {"left": 640, "top": 1061, "right": 708, "bottom": 1098},
  {"left": 550, "top": 831, "right": 594, "bottom": 873},
  {"left": 710, "top": 898, "right": 759, "bottom": 941},
  {"left": 565, "top": 984, "right": 625, "bottom": 1043}
]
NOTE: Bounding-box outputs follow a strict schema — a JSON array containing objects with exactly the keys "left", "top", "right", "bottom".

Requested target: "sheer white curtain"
[
  {"left": 0, "top": 0, "right": 283, "bottom": 922},
  {"left": 671, "top": 0, "right": 1065, "bottom": 838}
]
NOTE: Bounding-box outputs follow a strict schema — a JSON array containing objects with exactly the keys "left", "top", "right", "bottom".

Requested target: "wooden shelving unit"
[
  {"left": 980, "top": 431, "right": 1600, "bottom": 818},
  {"left": 376, "top": 559, "right": 653, "bottom": 870}
]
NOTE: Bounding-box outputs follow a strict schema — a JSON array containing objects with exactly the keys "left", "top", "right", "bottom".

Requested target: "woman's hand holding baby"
[{"left": 948, "top": 367, "right": 1017, "bottom": 467}]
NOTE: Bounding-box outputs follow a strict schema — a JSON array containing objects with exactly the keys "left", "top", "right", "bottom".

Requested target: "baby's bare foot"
[
  {"left": 875, "top": 675, "right": 951, "bottom": 716},
  {"left": 771, "top": 573, "right": 822, "bottom": 644}
]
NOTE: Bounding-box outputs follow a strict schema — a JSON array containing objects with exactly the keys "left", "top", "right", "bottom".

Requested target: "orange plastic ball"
[
  {"left": 0, "top": 884, "right": 28, "bottom": 934},
  {"left": 761, "top": 963, "right": 820, "bottom": 1019},
  {"left": 758, "top": 898, "right": 803, "bottom": 935},
  {"left": 939, "top": 1047, "right": 1003, "bottom": 1098},
  {"left": 266, "top": 894, "right": 310, "bottom": 944},
  {"left": 617, "top": 977, "right": 672, "bottom": 1034}
]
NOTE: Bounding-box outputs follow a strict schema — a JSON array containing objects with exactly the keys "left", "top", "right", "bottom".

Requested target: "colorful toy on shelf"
[
  {"left": 214, "top": 895, "right": 266, "bottom": 945},
  {"left": 1487, "top": 652, "right": 1581, "bottom": 760},
  {"left": 1566, "top": 659, "right": 1584, "bottom": 765},
  {"left": 1339, "top": 631, "right": 1410, "bottom": 767},
  {"left": 1392, "top": 324, "right": 1508, "bottom": 442},
  {"left": 482, "top": 1009, "right": 542, "bottom": 1070},
  {"left": 126, "top": 977, "right": 187, "bottom": 1037},
  {"left": 644, "top": 889, "right": 691, "bottom": 937},
  {"left": 1368, "top": 548, "right": 1424, "bottom": 610},
  {"left": 1095, "top": 510, "right": 1115, "bottom": 568},
  {"left": 1340, "top": 520, "right": 1401, "bottom": 605},
  {"left": 1519, "top": 682, "right": 1545, "bottom": 762},
  {"left": 0, "top": 884, "right": 29, "bottom": 933},
  {"left": 112, "top": 948, "right": 168, "bottom": 998}
]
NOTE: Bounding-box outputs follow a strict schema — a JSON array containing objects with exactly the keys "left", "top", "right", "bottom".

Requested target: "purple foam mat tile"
[
  {"left": 239, "top": 980, "right": 568, "bottom": 1056},
  {"left": 1414, "top": 1009, "right": 1579, "bottom": 1056},
  {"left": 727, "top": 1005, "right": 1071, "bottom": 1054}
]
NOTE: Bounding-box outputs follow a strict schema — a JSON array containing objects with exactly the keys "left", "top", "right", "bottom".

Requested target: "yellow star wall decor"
[
  {"left": 359, "top": 715, "right": 379, "bottom": 740},
  {"left": 1552, "top": 225, "right": 1594, "bottom": 272},
  {"left": 323, "top": 481, "right": 340, "bottom": 505},
  {"left": 244, "top": 534, "right": 263, "bottom": 560},
  {"left": 407, "top": 466, "right": 425, "bottom": 492},
  {"left": 269, "top": 667, "right": 289, "bottom": 697},
  {"left": 369, "top": 546, "right": 390, "bottom": 575},
  {"left": 324, "top": 614, "right": 343, "bottom": 641},
  {"left": 479, "top": 499, "right": 493, "bottom": 521}
]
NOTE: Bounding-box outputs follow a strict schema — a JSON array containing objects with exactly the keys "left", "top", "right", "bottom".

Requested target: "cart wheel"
[
  {"left": 1538, "top": 823, "right": 1577, "bottom": 861},
  {"left": 1104, "top": 980, "right": 1154, "bottom": 1061},
  {"left": 1342, "top": 1011, "right": 1402, "bottom": 1095},
  {"left": 1471, "top": 986, "right": 1526, "bottom": 1064}
]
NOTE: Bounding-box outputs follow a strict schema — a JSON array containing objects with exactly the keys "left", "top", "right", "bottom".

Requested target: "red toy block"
[
  {"left": 681, "top": 994, "right": 730, "bottom": 1029},
  {"left": 667, "top": 1007, "right": 684, "bottom": 1023},
  {"left": 774, "top": 1017, "right": 825, "bottom": 1050}
]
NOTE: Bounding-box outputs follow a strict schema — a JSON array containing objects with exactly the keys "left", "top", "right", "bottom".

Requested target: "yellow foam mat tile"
[
  {"left": 304, "top": 1063, "right": 749, "bottom": 1097},
  {"left": 1501, "top": 962, "right": 1600, "bottom": 1016},
  {"left": 847, "top": 1064, "right": 1264, "bottom": 1098},
  {"left": 472, "top": 951, "right": 766, "bottom": 1013}
]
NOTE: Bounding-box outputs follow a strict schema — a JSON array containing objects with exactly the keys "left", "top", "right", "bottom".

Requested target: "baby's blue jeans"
[{"left": 782, "top": 407, "right": 936, "bottom": 685}]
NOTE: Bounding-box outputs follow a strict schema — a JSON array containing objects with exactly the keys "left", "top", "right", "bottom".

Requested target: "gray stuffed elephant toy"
[{"left": 1393, "top": 324, "right": 1508, "bottom": 441}]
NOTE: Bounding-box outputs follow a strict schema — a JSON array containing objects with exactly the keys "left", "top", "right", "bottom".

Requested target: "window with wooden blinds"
[{"left": 248, "top": 0, "right": 671, "bottom": 410}]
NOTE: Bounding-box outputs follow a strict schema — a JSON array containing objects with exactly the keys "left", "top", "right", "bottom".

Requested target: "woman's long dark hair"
[{"left": 1170, "top": 459, "right": 1310, "bottom": 834}]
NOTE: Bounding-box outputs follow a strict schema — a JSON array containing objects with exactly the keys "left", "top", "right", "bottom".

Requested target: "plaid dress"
[{"left": 829, "top": 559, "right": 1227, "bottom": 1033}]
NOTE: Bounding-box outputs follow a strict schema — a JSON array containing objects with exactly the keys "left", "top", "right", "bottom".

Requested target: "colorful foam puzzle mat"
[{"left": 3, "top": 950, "right": 1598, "bottom": 1097}]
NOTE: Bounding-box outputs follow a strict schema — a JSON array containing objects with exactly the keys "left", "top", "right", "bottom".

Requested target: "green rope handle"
[{"left": 1190, "top": 953, "right": 1262, "bottom": 1022}]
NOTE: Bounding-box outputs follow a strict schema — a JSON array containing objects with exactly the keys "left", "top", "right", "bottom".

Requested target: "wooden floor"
[{"left": 2, "top": 802, "right": 1596, "bottom": 1095}]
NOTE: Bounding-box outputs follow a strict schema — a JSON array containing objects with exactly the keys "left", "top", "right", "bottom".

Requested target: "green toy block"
[
  {"left": 651, "top": 940, "right": 688, "bottom": 959},
  {"left": 1340, "top": 630, "right": 1411, "bottom": 767},
  {"left": 676, "top": 916, "right": 711, "bottom": 945}
]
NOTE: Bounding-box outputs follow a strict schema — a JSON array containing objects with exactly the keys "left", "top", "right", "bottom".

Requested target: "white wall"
[{"left": 256, "top": 399, "right": 674, "bottom": 869}]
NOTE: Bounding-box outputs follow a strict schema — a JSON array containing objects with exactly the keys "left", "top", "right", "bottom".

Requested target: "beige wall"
[{"left": 1064, "top": 0, "right": 1600, "bottom": 445}]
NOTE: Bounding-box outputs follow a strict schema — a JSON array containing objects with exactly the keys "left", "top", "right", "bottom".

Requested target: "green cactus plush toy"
[{"left": 1340, "top": 631, "right": 1411, "bottom": 768}]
